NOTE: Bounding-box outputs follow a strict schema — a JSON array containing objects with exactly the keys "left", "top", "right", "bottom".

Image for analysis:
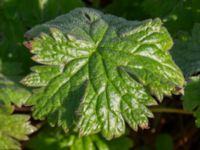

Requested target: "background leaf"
[
  {"left": 0, "top": 73, "right": 30, "bottom": 107},
  {"left": 171, "top": 24, "right": 200, "bottom": 77},
  {"left": 0, "top": 108, "right": 36, "bottom": 150},
  {"left": 142, "top": 0, "right": 200, "bottom": 34}
]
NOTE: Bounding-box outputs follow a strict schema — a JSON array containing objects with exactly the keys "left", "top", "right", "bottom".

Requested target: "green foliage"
[
  {"left": 171, "top": 24, "right": 200, "bottom": 77},
  {"left": 22, "top": 8, "right": 184, "bottom": 139},
  {"left": 182, "top": 77, "right": 200, "bottom": 127},
  {"left": 0, "top": 71, "right": 35, "bottom": 149},
  {"left": 103, "top": 0, "right": 147, "bottom": 20},
  {"left": 0, "top": 73, "right": 30, "bottom": 107},
  {"left": 1, "top": 0, "right": 200, "bottom": 149},
  {"left": 27, "top": 126, "right": 133, "bottom": 150},
  {"left": 95, "top": 0, "right": 200, "bottom": 34},
  {"left": 0, "top": 0, "right": 83, "bottom": 74},
  {"left": 0, "top": 110, "right": 36, "bottom": 150},
  {"left": 142, "top": 0, "right": 179, "bottom": 18},
  {"left": 0, "top": 60, "right": 24, "bottom": 76},
  {"left": 142, "top": 0, "right": 200, "bottom": 33}
]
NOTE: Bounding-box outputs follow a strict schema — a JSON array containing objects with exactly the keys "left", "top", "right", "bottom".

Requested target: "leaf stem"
[{"left": 150, "top": 107, "right": 194, "bottom": 115}]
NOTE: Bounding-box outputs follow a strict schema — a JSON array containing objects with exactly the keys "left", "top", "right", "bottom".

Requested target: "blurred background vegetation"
[{"left": 1, "top": 0, "right": 200, "bottom": 150}]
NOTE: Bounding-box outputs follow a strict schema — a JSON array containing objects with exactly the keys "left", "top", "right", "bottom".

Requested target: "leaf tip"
[
  {"left": 174, "top": 86, "right": 185, "bottom": 95},
  {"left": 24, "top": 41, "right": 32, "bottom": 50},
  {"left": 140, "top": 122, "right": 150, "bottom": 130}
]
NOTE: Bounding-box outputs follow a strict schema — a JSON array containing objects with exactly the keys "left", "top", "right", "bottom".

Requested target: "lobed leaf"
[{"left": 22, "top": 8, "right": 184, "bottom": 139}]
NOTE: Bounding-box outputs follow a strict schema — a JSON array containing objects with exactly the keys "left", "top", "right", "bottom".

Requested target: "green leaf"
[
  {"left": 22, "top": 8, "right": 184, "bottom": 139},
  {"left": 182, "top": 76, "right": 200, "bottom": 127},
  {"left": 27, "top": 126, "right": 132, "bottom": 150},
  {"left": 0, "top": 71, "right": 34, "bottom": 149},
  {"left": 171, "top": 23, "right": 200, "bottom": 77},
  {"left": 155, "top": 134, "right": 173, "bottom": 150},
  {"left": 0, "top": 73, "right": 30, "bottom": 107},
  {"left": 0, "top": 110, "right": 36, "bottom": 150}
]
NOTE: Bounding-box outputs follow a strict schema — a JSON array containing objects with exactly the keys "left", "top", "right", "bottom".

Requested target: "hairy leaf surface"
[{"left": 22, "top": 8, "right": 184, "bottom": 139}]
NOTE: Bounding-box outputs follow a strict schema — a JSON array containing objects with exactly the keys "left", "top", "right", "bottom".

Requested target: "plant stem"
[
  {"left": 14, "top": 106, "right": 32, "bottom": 113},
  {"left": 150, "top": 107, "right": 194, "bottom": 115}
]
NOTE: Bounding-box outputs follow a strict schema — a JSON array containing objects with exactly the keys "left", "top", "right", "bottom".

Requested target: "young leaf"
[
  {"left": 22, "top": 8, "right": 184, "bottom": 139},
  {"left": 182, "top": 76, "right": 200, "bottom": 127},
  {"left": 0, "top": 110, "right": 36, "bottom": 150},
  {"left": 171, "top": 23, "right": 200, "bottom": 77},
  {"left": 27, "top": 126, "right": 133, "bottom": 150}
]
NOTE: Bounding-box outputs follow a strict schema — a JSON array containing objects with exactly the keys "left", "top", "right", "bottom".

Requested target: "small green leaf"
[
  {"left": 23, "top": 8, "right": 184, "bottom": 139},
  {"left": 171, "top": 23, "right": 200, "bottom": 77},
  {"left": 0, "top": 110, "right": 36, "bottom": 150}
]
